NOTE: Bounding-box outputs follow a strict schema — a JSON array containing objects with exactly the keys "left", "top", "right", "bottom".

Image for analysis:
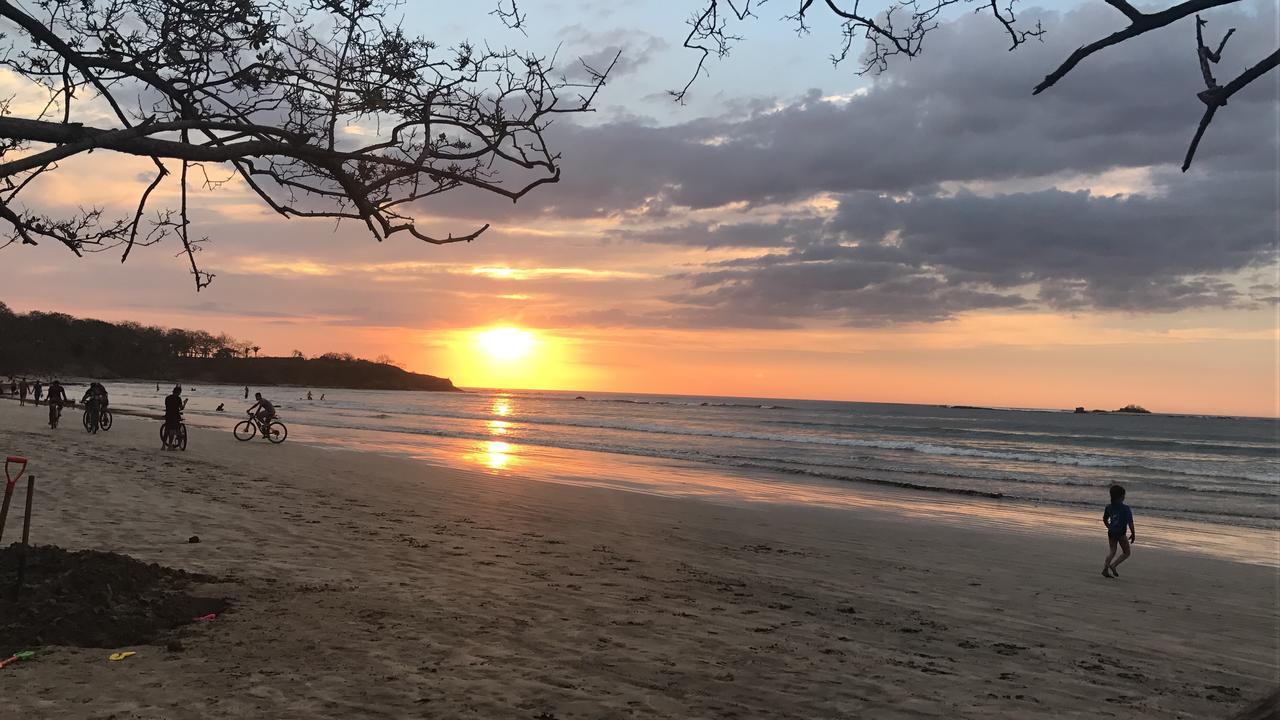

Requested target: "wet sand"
[{"left": 0, "top": 401, "right": 1274, "bottom": 718}]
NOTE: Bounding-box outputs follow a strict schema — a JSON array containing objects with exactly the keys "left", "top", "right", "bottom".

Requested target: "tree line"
[{"left": 0, "top": 303, "right": 415, "bottom": 385}]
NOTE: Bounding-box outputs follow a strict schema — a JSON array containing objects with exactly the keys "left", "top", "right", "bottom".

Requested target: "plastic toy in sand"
[{"left": 0, "top": 650, "right": 33, "bottom": 669}]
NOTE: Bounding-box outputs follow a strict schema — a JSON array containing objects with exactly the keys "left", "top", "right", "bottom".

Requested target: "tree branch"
[{"left": 1033, "top": 0, "right": 1240, "bottom": 95}]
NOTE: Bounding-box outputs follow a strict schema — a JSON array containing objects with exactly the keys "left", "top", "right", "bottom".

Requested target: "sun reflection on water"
[
  {"left": 476, "top": 440, "right": 514, "bottom": 470},
  {"left": 463, "top": 402, "right": 519, "bottom": 470}
]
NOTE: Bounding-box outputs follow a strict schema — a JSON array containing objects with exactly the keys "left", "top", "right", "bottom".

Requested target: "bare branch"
[
  {"left": 1184, "top": 40, "right": 1280, "bottom": 171},
  {"left": 1032, "top": 0, "right": 1240, "bottom": 95},
  {"left": 492, "top": 0, "right": 528, "bottom": 35},
  {"left": 669, "top": 0, "right": 1274, "bottom": 172},
  {"left": 0, "top": 0, "right": 613, "bottom": 289}
]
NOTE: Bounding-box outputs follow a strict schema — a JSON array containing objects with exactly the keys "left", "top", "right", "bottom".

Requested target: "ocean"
[{"left": 92, "top": 383, "right": 1278, "bottom": 531}]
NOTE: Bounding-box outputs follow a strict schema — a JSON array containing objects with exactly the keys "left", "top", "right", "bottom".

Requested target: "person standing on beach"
[
  {"left": 1102, "top": 484, "right": 1136, "bottom": 578},
  {"left": 33, "top": 381, "right": 42, "bottom": 406},
  {"left": 18, "top": 379, "right": 27, "bottom": 406}
]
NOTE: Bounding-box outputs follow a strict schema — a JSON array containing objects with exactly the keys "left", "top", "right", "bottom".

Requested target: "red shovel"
[{"left": 0, "top": 456, "right": 27, "bottom": 545}]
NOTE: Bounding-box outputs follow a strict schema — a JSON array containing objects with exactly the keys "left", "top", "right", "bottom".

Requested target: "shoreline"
[
  {"left": 0, "top": 403, "right": 1277, "bottom": 718},
  {"left": 3, "top": 392, "right": 1274, "bottom": 566}
]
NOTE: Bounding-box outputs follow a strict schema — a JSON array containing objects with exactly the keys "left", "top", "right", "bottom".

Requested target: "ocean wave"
[
  {"left": 606, "top": 398, "right": 791, "bottom": 410},
  {"left": 764, "top": 419, "right": 1276, "bottom": 455}
]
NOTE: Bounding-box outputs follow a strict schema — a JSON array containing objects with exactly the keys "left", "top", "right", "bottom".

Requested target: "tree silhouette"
[
  {"left": 0, "top": 0, "right": 616, "bottom": 289},
  {"left": 664, "top": 0, "right": 1275, "bottom": 171}
]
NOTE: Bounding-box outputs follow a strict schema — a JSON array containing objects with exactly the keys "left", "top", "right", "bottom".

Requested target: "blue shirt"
[{"left": 1103, "top": 502, "right": 1133, "bottom": 538}]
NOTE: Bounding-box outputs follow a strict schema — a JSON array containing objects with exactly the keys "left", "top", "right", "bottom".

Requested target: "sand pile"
[{"left": 0, "top": 545, "right": 226, "bottom": 648}]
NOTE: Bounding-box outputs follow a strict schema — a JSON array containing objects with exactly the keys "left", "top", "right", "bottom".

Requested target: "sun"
[{"left": 475, "top": 327, "right": 536, "bottom": 362}]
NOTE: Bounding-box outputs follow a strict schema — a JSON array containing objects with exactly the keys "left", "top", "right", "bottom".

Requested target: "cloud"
[
  {"left": 4, "top": 2, "right": 1274, "bottom": 336},
  {"left": 666, "top": 167, "right": 1276, "bottom": 325},
  {"left": 605, "top": 216, "right": 826, "bottom": 249},
  {"left": 427, "top": 2, "right": 1276, "bottom": 227},
  {"left": 557, "top": 25, "right": 669, "bottom": 81}
]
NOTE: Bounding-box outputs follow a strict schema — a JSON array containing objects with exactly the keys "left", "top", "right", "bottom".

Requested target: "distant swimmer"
[
  {"left": 307, "top": 391, "right": 313, "bottom": 401},
  {"left": 244, "top": 386, "right": 249, "bottom": 399},
  {"left": 320, "top": 394, "right": 325, "bottom": 401},
  {"left": 215, "top": 403, "right": 225, "bottom": 412}
]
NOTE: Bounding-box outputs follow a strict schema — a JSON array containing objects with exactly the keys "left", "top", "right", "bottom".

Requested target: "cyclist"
[
  {"left": 247, "top": 392, "right": 275, "bottom": 432},
  {"left": 163, "top": 385, "right": 185, "bottom": 447},
  {"left": 82, "top": 382, "right": 105, "bottom": 430},
  {"left": 82, "top": 382, "right": 109, "bottom": 411},
  {"left": 46, "top": 380, "right": 67, "bottom": 428}
]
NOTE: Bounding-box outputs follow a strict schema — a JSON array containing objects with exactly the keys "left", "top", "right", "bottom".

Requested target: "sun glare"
[{"left": 476, "top": 327, "right": 535, "bottom": 362}]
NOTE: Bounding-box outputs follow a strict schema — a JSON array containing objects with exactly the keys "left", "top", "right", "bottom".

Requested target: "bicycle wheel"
[
  {"left": 100, "top": 410, "right": 113, "bottom": 431},
  {"left": 265, "top": 420, "right": 288, "bottom": 444},
  {"left": 82, "top": 410, "right": 92, "bottom": 432},
  {"left": 160, "top": 424, "right": 170, "bottom": 448},
  {"left": 177, "top": 424, "right": 187, "bottom": 451},
  {"left": 233, "top": 419, "right": 256, "bottom": 441}
]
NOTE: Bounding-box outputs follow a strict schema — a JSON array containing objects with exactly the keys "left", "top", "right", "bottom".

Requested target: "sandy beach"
[{"left": 0, "top": 400, "right": 1275, "bottom": 719}]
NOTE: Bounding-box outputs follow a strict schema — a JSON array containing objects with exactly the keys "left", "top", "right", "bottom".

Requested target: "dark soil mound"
[{"left": 0, "top": 545, "right": 227, "bottom": 649}]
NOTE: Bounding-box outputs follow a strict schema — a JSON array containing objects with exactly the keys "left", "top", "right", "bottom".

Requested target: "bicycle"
[
  {"left": 160, "top": 418, "right": 187, "bottom": 451},
  {"left": 234, "top": 412, "right": 287, "bottom": 444},
  {"left": 47, "top": 401, "right": 62, "bottom": 429},
  {"left": 81, "top": 403, "right": 109, "bottom": 434}
]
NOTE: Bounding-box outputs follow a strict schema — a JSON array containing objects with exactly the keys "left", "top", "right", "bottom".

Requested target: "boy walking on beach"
[{"left": 1102, "top": 484, "right": 1136, "bottom": 578}]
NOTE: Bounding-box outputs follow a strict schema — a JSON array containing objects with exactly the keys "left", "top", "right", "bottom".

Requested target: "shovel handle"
[{"left": 5, "top": 457, "right": 26, "bottom": 489}]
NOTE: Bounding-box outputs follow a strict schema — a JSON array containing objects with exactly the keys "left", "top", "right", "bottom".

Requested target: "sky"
[{"left": 1, "top": 0, "right": 1277, "bottom": 416}]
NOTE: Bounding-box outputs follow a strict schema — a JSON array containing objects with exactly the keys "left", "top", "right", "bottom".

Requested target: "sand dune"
[{"left": 0, "top": 402, "right": 1274, "bottom": 718}]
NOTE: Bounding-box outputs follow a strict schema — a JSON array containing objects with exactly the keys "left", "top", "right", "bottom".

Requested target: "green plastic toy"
[{"left": 0, "top": 651, "right": 34, "bottom": 669}]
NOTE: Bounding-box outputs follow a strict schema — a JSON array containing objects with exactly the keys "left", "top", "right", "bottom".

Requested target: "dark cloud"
[
  {"left": 557, "top": 25, "right": 669, "bottom": 81},
  {"left": 11, "top": 3, "right": 1273, "bottom": 335},
  {"left": 512, "top": 3, "right": 1278, "bottom": 328},
  {"left": 549, "top": 306, "right": 802, "bottom": 330},
  {"left": 665, "top": 168, "right": 1275, "bottom": 325},
  {"left": 605, "top": 217, "right": 825, "bottom": 248},
  {"left": 437, "top": 2, "right": 1276, "bottom": 223}
]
